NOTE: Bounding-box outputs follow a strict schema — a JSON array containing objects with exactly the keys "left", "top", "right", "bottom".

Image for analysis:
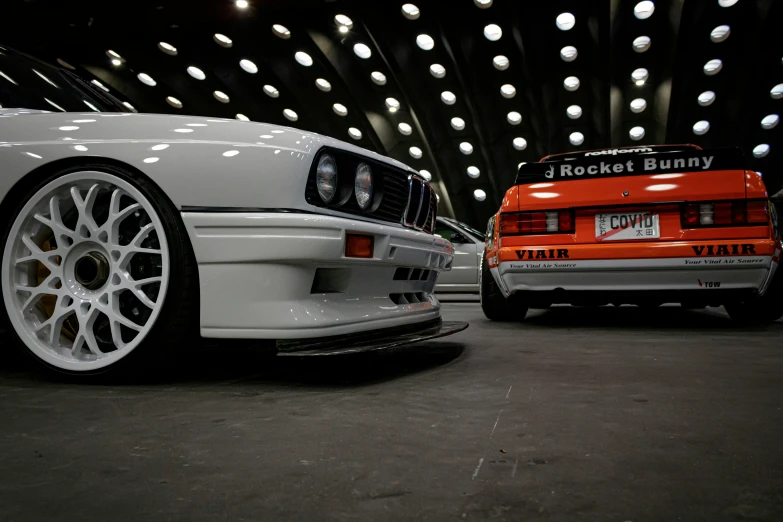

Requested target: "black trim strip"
[
  {"left": 181, "top": 206, "right": 319, "bottom": 214},
  {"left": 180, "top": 206, "right": 418, "bottom": 229}
]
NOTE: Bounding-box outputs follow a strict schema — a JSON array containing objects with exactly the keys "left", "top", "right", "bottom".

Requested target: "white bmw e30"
[{"left": 0, "top": 50, "right": 466, "bottom": 376}]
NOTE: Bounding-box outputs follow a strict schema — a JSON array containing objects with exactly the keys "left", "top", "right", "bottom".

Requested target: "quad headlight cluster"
[{"left": 315, "top": 152, "right": 374, "bottom": 211}]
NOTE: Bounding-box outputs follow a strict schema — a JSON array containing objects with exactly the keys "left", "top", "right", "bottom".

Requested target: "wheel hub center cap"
[{"left": 74, "top": 251, "right": 110, "bottom": 290}]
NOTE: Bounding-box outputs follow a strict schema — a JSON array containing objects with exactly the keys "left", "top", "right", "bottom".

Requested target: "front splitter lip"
[{"left": 276, "top": 318, "right": 469, "bottom": 356}]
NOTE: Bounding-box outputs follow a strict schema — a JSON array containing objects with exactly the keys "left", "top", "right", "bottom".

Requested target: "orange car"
[{"left": 481, "top": 145, "right": 782, "bottom": 322}]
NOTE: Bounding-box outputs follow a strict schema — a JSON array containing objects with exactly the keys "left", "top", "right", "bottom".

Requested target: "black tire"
[
  {"left": 724, "top": 269, "right": 783, "bottom": 323},
  {"left": 1, "top": 162, "right": 199, "bottom": 378},
  {"left": 480, "top": 252, "right": 528, "bottom": 321}
]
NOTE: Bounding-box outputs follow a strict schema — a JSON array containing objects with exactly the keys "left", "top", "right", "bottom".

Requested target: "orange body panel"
[{"left": 486, "top": 167, "right": 778, "bottom": 269}]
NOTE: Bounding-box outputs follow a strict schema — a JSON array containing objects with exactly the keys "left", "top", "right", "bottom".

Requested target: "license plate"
[{"left": 595, "top": 212, "right": 660, "bottom": 241}]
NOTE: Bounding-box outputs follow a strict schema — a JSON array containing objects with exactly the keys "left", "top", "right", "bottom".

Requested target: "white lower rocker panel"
[
  {"left": 182, "top": 211, "right": 453, "bottom": 338},
  {"left": 497, "top": 256, "right": 775, "bottom": 295}
]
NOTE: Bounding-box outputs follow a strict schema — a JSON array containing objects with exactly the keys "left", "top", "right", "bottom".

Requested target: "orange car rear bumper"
[{"left": 488, "top": 239, "right": 781, "bottom": 297}]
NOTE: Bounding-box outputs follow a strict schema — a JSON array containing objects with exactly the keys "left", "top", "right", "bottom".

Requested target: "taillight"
[
  {"left": 500, "top": 210, "right": 574, "bottom": 236},
  {"left": 681, "top": 200, "right": 768, "bottom": 228}
]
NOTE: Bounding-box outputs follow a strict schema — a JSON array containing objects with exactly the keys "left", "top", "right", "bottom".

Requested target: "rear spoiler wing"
[{"left": 516, "top": 147, "right": 745, "bottom": 185}]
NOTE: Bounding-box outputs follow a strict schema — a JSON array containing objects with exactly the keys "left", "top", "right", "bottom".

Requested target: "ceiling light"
[
  {"left": 106, "top": 50, "right": 123, "bottom": 62},
  {"left": 236, "top": 0, "right": 248, "bottom": 8},
  {"left": 158, "top": 42, "right": 177, "bottom": 55},
  {"left": 339, "top": 26, "right": 349, "bottom": 34},
  {"left": 409, "top": 146, "right": 423, "bottom": 159},
  {"left": 283, "top": 108, "right": 298, "bottom": 121},
  {"left": 401, "top": 4, "right": 420, "bottom": 20},
  {"left": 430, "top": 64, "right": 446, "bottom": 78},
  {"left": 459, "top": 142, "right": 474, "bottom": 155},
  {"left": 272, "top": 24, "right": 291, "bottom": 39},
  {"left": 569, "top": 132, "right": 584, "bottom": 146},
  {"left": 633, "top": 36, "right": 651, "bottom": 52},
  {"left": 451, "top": 117, "right": 465, "bottom": 131},
  {"left": 263, "top": 84, "right": 280, "bottom": 98},
  {"left": 33, "top": 69, "right": 56, "bottom": 91},
  {"left": 507, "top": 111, "right": 522, "bottom": 125},
  {"left": 137, "top": 73, "right": 156, "bottom": 86},
  {"left": 634, "top": 1, "right": 655, "bottom": 19},
  {"left": 631, "top": 68, "right": 649, "bottom": 84},
  {"left": 240, "top": 59, "right": 258, "bottom": 74},
  {"left": 335, "top": 14, "right": 353, "bottom": 29},
  {"left": 213, "top": 91, "right": 230, "bottom": 103},
  {"left": 500, "top": 84, "right": 516, "bottom": 98},
  {"left": 45, "top": 98, "right": 65, "bottom": 111},
  {"left": 316, "top": 78, "right": 331, "bottom": 92},
  {"left": 187, "top": 66, "right": 206, "bottom": 80},
  {"left": 493, "top": 55, "right": 509, "bottom": 70},
  {"left": 467, "top": 166, "right": 480, "bottom": 178},
  {"left": 484, "top": 24, "right": 502, "bottom": 41},
  {"left": 295, "top": 52, "right": 313, "bottom": 66},
  {"left": 630, "top": 98, "right": 647, "bottom": 113},
  {"left": 213, "top": 34, "right": 233, "bottom": 48},
  {"left": 563, "top": 76, "right": 580, "bottom": 91},
  {"left": 122, "top": 102, "right": 136, "bottom": 112},
  {"left": 697, "top": 90, "right": 716, "bottom": 106},
  {"left": 419, "top": 170, "right": 432, "bottom": 181},
  {"left": 560, "top": 46, "right": 578, "bottom": 62},
  {"left": 704, "top": 59, "right": 722, "bottom": 75},
  {"left": 441, "top": 91, "right": 456, "bottom": 105},
  {"left": 416, "top": 34, "right": 435, "bottom": 50},
  {"left": 354, "top": 43, "right": 372, "bottom": 59},
  {"left": 398, "top": 122, "right": 413, "bottom": 135},
  {"left": 556, "top": 13, "right": 575, "bottom": 31},
  {"left": 629, "top": 126, "right": 645, "bottom": 140},
  {"left": 236, "top": 114, "right": 250, "bottom": 121},
  {"left": 566, "top": 105, "right": 582, "bottom": 119},
  {"left": 348, "top": 127, "right": 362, "bottom": 140},
  {"left": 513, "top": 137, "right": 527, "bottom": 150},
  {"left": 475, "top": 0, "right": 492, "bottom": 8},
  {"left": 771, "top": 83, "right": 783, "bottom": 99},
  {"left": 0, "top": 70, "right": 16, "bottom": 85},
  {"left": 333, "top": 103, "right": 348, "bottom": 116},
  {"left": 385, "top": 97, "right": 401, "bottom": 111},
  {"left": 371, "top": 71, "right": 386, "bottom": 85},
  {"left": 111, "top": 59, "right": 121, "bottom": 66},
  {"left": 718, "top": 0, "right": 738, "bottom": 6},
  {"left": 711, "top": 25, "right": 730, "bottom": 43},
  {"left": 761, "top": 114, "right": 779, "bottom": 129},
  {"left": 90, "top": 79, "right": 108, "bottom": 92},
  {"left": 57, "top": 58, "right": 76, "bottom": 70},
  {"left": 693, "top": 120, "right": 710, "bottom": 135},
  {"left": 752, "top": 144, "right": 770, "bottom": 158},
  {"left": 83, "top": 101, "right": 100, "bottom": 112},
  {"left": 473, "top": 189, "right": 486, "bottom": 202}
]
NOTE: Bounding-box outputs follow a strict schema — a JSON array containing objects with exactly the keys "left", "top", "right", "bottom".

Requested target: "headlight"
[
  {"left": 354, "top": 162, "right": 373, "bottom": 210},
  {"left": 316, "top": 154, "right": 338, "bottom": 203}
]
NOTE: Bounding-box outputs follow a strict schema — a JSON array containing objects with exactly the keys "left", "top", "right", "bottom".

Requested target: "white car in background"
[
  {"left": 0, "top": 48, "right": 466, "bottom": 377},
  {"left": 433, "top": 217, "right": 485, "bottom": 296}
]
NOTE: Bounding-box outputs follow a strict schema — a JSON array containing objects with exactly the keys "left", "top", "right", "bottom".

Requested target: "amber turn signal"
[{"left": 345, "top": 233, "right": 374, "bottom": 258}]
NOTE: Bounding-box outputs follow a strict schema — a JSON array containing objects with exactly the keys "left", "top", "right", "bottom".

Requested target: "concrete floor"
[{"left": 1, "top": 304, "right": 782, "bottom": 522}]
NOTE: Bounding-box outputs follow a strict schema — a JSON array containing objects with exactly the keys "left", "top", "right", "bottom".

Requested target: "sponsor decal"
[
  {"left": 698, "top": 279, "right": 721, "bottom": 288},
  {"left": 516, "top": 148, "right": 744, "bottom": 185},
  {"left": 585, "top": 147, "right": 653, "bottom": 156},
  {"left": 515, "top": 249, "right": 570, "bottom": 260},
  {"left": 691, "top": 244, "right": 756, "bottom": 256},
  {"left": 509, "top": 263, "right": 577, "bottom": 269},
  {"left": 546, "top": 156, "right": 715, "bottom": 179}
]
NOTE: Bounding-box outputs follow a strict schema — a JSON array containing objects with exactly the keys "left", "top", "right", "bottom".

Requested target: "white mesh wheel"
[{"left": 2, "top": 170, "right": 171, "bottom": 372}]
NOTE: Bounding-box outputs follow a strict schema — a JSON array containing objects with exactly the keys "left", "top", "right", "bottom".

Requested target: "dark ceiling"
[{"left": 2, "top": 0, "right": 782, "bottom": 228}]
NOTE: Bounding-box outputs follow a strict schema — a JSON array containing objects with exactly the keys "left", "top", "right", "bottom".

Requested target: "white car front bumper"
[{"left": 182, "top": 211, "right": 453, "bottom": 339}]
